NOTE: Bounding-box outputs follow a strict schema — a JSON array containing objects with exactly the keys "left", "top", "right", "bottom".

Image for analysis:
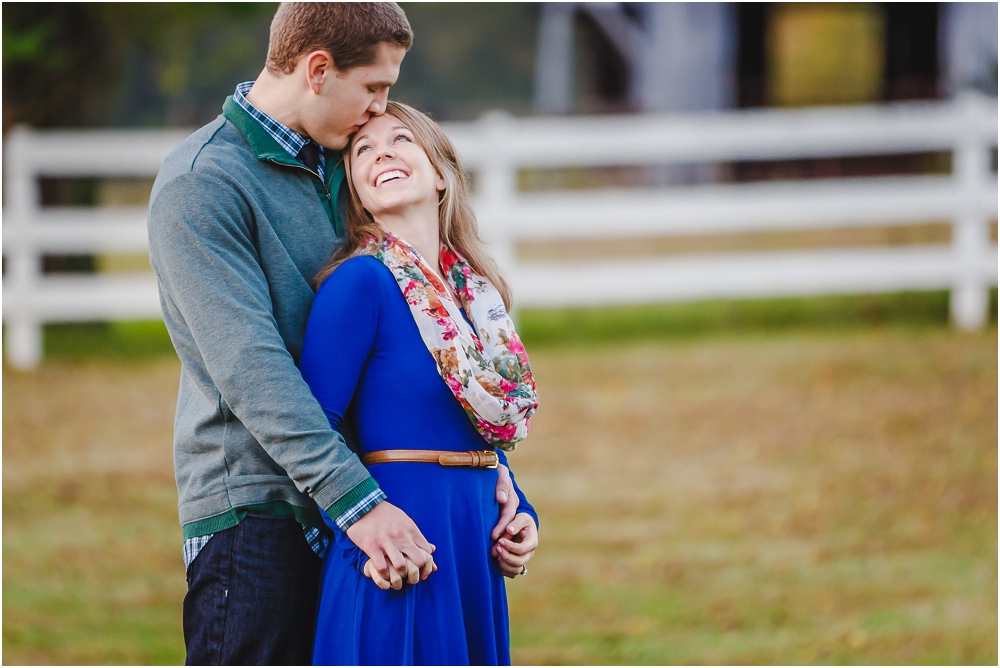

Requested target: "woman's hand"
[
  {"left": 491, "top": 512, "right": 538, "bottom": 578},
  {"left": 363, "top": 557, "right": 428, "bottom": 590},
  {"left": 491, "top": 464, "right": 519, "bottom": 541}
]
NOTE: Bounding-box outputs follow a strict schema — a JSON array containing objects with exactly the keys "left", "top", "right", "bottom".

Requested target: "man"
[{"left": 147, "top": 3, "right": 538, "bottom": 664}]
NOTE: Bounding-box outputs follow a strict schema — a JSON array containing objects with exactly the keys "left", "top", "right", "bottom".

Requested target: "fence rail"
[{"left": 3, "top": 93, "right": 998, "bottom": 369}]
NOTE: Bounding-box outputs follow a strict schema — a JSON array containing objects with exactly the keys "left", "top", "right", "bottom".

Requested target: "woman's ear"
[{"left": 436, "top": 172, "right": 447, "bottom": 192}]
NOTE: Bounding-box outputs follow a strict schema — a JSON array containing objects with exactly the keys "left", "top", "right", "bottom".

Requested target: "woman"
[{"left": 300, "top": 101, "right": 539, "bottom": 665}]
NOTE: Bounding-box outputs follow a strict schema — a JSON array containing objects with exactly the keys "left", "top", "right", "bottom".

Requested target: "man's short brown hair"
[{"left": 266, "top": 2, "right": 413, "bottom": 75}]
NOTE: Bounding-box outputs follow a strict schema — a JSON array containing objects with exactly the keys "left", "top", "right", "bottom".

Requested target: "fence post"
[
  {"left": 474, "top": 111, "right": 519, "bottom": 318},
  {"left": 950, "top": 91, "right": 992, "bottom": 330},
  {"left": 4, "top": 127, "right": 44, "bottom": 369}
]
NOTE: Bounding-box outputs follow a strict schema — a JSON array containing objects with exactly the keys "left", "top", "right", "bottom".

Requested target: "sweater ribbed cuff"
[{"left": 325, "top": 477, "right": 385, "bottom": 531}]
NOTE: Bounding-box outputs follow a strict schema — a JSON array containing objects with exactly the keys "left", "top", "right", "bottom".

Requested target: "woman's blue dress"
[{"left": 299, "top": 255, "right": 537, "bottom": 666}]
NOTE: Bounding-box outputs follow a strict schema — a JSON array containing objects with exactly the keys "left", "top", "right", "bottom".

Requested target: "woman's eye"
[
  {"left": 393, "top": 134, "right": 411, "bottom": 144},
  {"left": 356, "top": 145, "right": 371, "bottom": 155}
]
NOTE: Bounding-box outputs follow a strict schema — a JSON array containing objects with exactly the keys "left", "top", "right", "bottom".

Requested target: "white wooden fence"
[{"left": 3, "top": 92, "right": 997, "bottom": 369}]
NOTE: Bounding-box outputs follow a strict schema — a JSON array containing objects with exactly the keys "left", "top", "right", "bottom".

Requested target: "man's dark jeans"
[{"left": 183, "top": 514, "right": 323, "bottom": 665}]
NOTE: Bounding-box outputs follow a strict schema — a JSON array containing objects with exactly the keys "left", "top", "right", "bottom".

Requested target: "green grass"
[
  {"left": 42, "top": 320, "right": 176, "bottom": 362},
  {"left": 35, "top": 289, "right": 999, "bottom": 363},
  {"left": 518, "top": 288, "right": 998, "bottom": 347}
]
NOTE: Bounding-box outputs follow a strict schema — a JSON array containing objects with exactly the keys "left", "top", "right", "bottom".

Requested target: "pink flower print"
[
  {"left": 507, "top": 334, "right": 526, "bottom": 356},
  {"left": 477, "top": 420, "right": 518, "bottom": 442},
  {"left": 499, "top": 378, "right": 518, "bottom": 393},
  {"left": 437, "top": 317, "right": 458, "bottom": 340},
  {"left": 402, "top": 279, "right": 425, "bottom": 305},
  {"left": 445, "top": 375, "right": 464, "bottom": 394},
  {"left": 457, "top": 267, "right": 475, "bottom": 303}
]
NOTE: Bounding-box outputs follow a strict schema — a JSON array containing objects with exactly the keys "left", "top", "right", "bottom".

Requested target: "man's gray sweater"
[{"left": 148, "top": 98, "right": 379, "bottom": 539}]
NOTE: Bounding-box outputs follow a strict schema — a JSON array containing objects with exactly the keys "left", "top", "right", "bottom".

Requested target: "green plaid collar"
[{"left": 231, "top": 81, "right": 326, "bottom": 179}]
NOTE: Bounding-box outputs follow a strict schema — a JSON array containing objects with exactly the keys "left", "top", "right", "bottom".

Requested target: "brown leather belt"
[{"left": 360, "top": 449, "right": 499, "bottom": 469}]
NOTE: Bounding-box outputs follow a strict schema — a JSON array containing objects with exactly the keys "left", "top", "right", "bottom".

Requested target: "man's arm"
[{"left": 149, "top": 173, "right": 373, "bottom": 521}]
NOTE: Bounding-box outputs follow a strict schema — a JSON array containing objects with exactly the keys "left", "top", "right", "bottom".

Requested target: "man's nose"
[{"left": 368, "top": 90, "right": 389, "bottom": 116}]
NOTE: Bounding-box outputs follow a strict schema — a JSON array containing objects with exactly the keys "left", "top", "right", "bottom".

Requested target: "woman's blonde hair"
[{"left": 314, "top": 101, "right": 512, "bottom": 310}]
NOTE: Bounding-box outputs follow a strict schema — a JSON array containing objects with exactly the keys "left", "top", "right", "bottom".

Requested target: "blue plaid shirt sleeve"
[{"left": 334, "top": 487, "right": 387, "bottom": 532}]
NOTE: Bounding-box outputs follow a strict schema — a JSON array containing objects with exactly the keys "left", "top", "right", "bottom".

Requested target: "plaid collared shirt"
[
  {"left": 233, "top": 80, "right": 327, "bottom": 179},
  {"left": 181, "top": 82, "right": 388, "bottom": 571}
]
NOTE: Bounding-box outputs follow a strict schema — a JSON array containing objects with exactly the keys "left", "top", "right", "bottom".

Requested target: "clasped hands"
[{"left": 346, "top": 464, "right": 538, "bottom": 590}]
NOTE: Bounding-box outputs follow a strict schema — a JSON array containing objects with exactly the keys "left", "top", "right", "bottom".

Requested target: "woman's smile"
[{"left": 373, "top": 168, "right": 410, "bottom": 187}]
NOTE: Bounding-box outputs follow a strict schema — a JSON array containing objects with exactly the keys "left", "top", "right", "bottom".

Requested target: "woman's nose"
[{"left": 375, "top": 146, "right": 395, "bottom": 161}]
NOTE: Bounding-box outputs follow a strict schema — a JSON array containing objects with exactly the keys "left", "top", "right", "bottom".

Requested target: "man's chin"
[
  {"left": 310, "top": 130, "right": 350, "bottom": 151},
  {"left": 319, "top": 134, "right": 350, "bottom": 151}
]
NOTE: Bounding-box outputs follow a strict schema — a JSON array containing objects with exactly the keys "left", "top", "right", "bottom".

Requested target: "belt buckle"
[{"left": 484, "top": 451, "right": 499, "bottom": 469}]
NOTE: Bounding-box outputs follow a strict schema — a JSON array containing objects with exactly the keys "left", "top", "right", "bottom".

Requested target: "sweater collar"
[{"left": 222, "top": 96, "right": 342, "bottom": 188}]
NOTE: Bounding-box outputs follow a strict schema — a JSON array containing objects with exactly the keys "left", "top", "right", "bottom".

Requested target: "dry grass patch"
[
  {"left": 504, "top": 328, "right": 997, "bottom": 664},
  {"left": 3, "top": 327, "right": 996, "bottom": 664},
  {"left": 4, "top": 359, "right": 185, "bottom": 665}
]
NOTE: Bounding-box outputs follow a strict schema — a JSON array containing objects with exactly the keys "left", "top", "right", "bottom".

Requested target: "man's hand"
[
  {"left": 346, "top": 501, "right": 436, "bottom": 586},
  {"left": 491, "top": 512, "right": 538, "bottom": 578},
  {"left": 363, "top": 557, "right": 422, "bottom": 591},
  {"left": 491, "top": 464, "right": 519, "bottom": 541}
]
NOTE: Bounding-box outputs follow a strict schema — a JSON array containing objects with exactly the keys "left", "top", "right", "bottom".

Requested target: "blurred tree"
[
  {"left": 3, "top": 3, "right": 116, "bottom": 130},
  {"left": 3, "top": 3, "right": 277, "bottom": 131},
  {"left": 110, "top": 3, "right": 276, "bottom": 126},
  {"left": 3, "top": 2, "right": 539, "bottom": 131},
  {"left": 392, "top": 3, "right": 538, "bottom": 120}
]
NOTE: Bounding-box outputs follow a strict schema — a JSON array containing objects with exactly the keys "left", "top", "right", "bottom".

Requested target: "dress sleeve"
[
  {"left": 300, "top": 257, "right": 385, "bottom": 574},
  {"left": 497, "top": 451, "right": 539, "bottom": 530},
  {"left": 300, "top": 257, "right": 382, "bottom": 435}
]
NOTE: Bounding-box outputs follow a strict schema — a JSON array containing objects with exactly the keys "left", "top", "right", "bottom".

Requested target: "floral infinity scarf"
[{"left": 363, "top": 233, "right": 538, "bottom": 450}]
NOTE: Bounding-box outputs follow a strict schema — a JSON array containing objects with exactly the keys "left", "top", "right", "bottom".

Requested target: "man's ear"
[{"left": 304, "top": 51, "right": 334, "bottom": 94}]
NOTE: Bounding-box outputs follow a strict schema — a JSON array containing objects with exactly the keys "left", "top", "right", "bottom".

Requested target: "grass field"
[{"left": 3, "top": 296, "right": 997, "bottom": 664}]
